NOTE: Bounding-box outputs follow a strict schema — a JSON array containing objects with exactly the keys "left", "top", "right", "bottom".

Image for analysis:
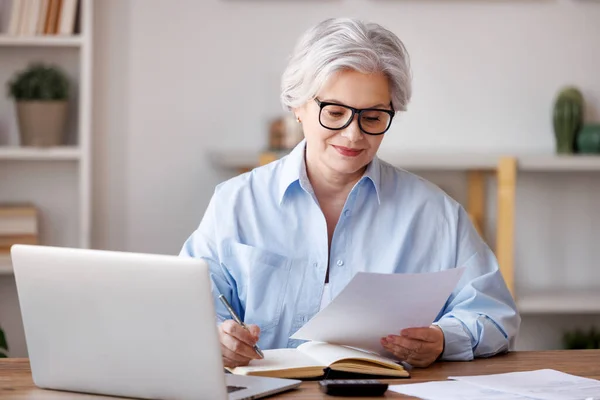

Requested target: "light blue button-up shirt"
[{"left": 180, "top": 140, "right": 520, "bottom": 361}]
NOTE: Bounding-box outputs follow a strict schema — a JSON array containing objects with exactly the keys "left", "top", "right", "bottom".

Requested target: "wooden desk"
[{"left": 1, "top": 350, "right": 599, "bottom": 399}]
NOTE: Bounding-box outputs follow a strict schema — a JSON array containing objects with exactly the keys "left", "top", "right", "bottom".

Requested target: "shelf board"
[
  {"left": 210, "top": 150, "right": 500, "bottom": 171},
  {"left": 0, "top": 255, "right": 12, "bottom": 275},
  {"left": 517, "top": 290, "right": 600, "bottom": 314},
  {"left": 209, "top": 150, "right": 271, "bottom": 170},
  {"left": 0, "top": 35, "right": 82, "bottom": 47},
  {"left": 518, "top": 155, "right": 600, "bottom": 171},
  {"left": 210, "top": 150, "right": 600, "bottom": 172},
  {"left": 0, "top": 146, "right": 81, "bottom": 161},
  {"left": 377, "top": 152, "right": 499, "bottom": 170}
]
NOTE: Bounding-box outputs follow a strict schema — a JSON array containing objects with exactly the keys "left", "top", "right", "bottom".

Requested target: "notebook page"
[
  {"left": 233, "top": 348, "right": 322, "bottom": 374},
  {"left": 298, "top": 341, "right": 400, "bottom": 368}
]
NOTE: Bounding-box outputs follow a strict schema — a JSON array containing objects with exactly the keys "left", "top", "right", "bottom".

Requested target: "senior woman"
[{"left": 180, "top": 17, "right": 520, "bottom": 369}]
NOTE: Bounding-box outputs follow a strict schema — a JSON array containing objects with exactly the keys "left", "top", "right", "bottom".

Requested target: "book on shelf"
[
  {"left": 0, "top": 203, "right": 38, "bottom": 254},
  {"left": 228, "top": 341, "right": 409, "bottom": 380},
  {"left": 5, "top": 0, "right": 79, "bottom": 36}
]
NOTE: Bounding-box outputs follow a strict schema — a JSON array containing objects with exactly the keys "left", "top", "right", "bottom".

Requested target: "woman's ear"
[{"left": 292, "top": 104, "right": 308, "bottom": 124}]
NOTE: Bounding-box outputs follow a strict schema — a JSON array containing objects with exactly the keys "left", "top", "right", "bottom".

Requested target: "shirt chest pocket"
[{"left": 224, "top": 242, "right": 292, "bottom": 333}]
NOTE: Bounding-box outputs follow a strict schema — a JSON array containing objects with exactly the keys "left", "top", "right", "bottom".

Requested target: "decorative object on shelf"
[
  {"left": 0, "top": 203, "right": 39, "bottom": 256},
  {"left": 576, "top": 124, "right": 600, "bottom": 154},
  {"left": 563, "top": 327, "right": 600, "bottom": 350},
  {"left": 6, "top": 0, "right": 80, "bottom": 36},
  {"left": 268, "top": 114, "right": 304, "bottom": 151},
  {"left": 7, "top": 63, "right": 70, "bottom": 147},
  {"left": 552, "top": 86, "right": 584, "bottom": 154},
  {"left": 0, "top": 326, "right": 7, "bottom": 358}
]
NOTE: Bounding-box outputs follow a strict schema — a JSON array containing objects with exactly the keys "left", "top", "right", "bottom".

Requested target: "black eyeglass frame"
[{"left": 314, "top": 98, "right": 395, "bottom": 136}]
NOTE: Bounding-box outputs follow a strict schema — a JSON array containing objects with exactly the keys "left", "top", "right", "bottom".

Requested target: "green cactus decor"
[
  {"left": 0, "top": 327, "right": 8, "bottom": 358},
  {"left": 553, "top": 86, "right": 584, "bottom": 154}
]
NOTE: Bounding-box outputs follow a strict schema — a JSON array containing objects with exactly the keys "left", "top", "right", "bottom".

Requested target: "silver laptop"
[{"left": 11, "top": 244, "right": 301, "bottom": 400}]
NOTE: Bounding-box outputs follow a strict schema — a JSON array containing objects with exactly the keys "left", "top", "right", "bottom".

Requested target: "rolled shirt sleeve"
[{"left": 433, "top": 207, "right": 521, "bottom": 361}]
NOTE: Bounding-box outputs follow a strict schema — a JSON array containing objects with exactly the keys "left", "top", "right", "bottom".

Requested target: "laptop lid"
[{"left": 11, "top": 244, "right": 228, "bottom": 400}]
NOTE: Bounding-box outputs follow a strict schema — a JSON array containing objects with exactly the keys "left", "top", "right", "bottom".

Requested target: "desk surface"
[{"left": 1, "top": 350, "right": 599, "bottom": 399}]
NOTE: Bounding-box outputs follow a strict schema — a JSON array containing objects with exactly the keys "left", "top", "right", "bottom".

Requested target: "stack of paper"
[
  {"left": 390, "top": 369, "right": 600, "bottom": 400},
  {"left": 390, "top": 380, "right": 531, "bottom": 400}
]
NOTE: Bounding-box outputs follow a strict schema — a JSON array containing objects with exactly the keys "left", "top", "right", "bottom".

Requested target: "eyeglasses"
[{"left": 315, "top": 98, "right": 395, "bottom": 136}]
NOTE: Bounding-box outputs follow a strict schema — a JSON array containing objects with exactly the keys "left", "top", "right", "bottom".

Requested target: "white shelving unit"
[
  {"left": 0, "top": 0, "right": 92, "bottom": 257},
  {"left": 0, "top": 0, "right": 93, "bottom": 357}
]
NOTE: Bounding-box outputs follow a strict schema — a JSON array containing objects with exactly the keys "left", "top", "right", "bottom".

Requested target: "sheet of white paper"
[
  {"left": 290, "top": 268, "right": 465, "bottom": 354},
  {"left": 450, "top": 369, "right": 600, "bottom": 400},
  {"left": 390, "top": 380, "right": 535, "bottom": 400}
]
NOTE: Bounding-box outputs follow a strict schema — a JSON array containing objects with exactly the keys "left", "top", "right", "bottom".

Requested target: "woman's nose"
[{"left": 340, "top": 116, "right": 363, "bottom": 142}]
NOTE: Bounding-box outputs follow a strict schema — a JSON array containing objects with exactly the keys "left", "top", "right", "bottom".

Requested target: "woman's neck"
[{"left": 305, "top": 152, "right": 365, "bottom": 202}]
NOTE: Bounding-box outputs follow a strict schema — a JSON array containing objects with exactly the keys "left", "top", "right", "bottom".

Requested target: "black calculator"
[{"left": 318, "top": 379, "right": 389, "bottom": 397}]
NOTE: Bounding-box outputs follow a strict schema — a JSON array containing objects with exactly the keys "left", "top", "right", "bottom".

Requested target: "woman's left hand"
[{"left": 381, "top": 325, "right": 445, "bottom": 368}]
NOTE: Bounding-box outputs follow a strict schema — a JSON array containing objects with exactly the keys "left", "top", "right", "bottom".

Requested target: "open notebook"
[{"left": 228, "top": 341, "right": 409, "bottom": 379}]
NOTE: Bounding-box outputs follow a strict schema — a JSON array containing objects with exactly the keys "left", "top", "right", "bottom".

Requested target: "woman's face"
[{"left": 295, "top": 70, "right": 392, "bottom": 178}]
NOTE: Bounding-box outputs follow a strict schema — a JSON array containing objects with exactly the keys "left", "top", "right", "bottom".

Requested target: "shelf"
[
  {"left": 377, "top": 152, "right": 499, "bottom": 170},
  {"left": 210, "top": 150, "right": 600, "bottom": 172},
  {"left": 0, "top": 146, "right": 81, "bottom": 161},
  {"left": 0, "top": 35, "right": 82, "bottom": 48},
  {"left": 0, "top": 255, "right": 12, "bottom": 275},
  {"left": 210, "top": 150, "right": 500, "bottom": 171},
  {"left": 209, "top": 150, "right": 272, "bottom": 170},
  {"left": 518, "top": 155, "right": 600, "bottom": 171},
  {"left": 517, "top": 290, "right": 600, "bottom": 314}
]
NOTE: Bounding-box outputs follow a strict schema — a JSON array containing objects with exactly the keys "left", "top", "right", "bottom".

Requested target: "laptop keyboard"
[{"left": 227, "top": 385, "right": 247, "bottom": 393}]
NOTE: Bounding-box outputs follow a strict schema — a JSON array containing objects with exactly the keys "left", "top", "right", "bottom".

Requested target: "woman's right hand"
[{"left": 218, "top": 320, "right": 262, "bottom": 368}]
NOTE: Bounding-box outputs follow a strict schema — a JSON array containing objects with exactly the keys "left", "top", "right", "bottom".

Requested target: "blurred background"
[{"left": 1, "top": 0, "right": 599, "bottom": 358}]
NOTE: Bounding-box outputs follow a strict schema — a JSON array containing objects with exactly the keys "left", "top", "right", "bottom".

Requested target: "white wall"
[
  {"left": 7, "top": 0, "right": 595, "bottom": 357},
  {"left": 93, "top": 0, "right": 600, "bottom": 252}
]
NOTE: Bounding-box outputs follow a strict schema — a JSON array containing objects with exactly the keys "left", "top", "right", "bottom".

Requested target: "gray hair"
[{"left": 281, "top": 18, "right": 412, "bottom": 112}]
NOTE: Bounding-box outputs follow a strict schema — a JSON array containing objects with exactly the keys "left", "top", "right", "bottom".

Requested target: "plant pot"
[
  {"left": 576, "top": 124, "right": 600, "bottom": 154},
  {"left": 15, "top": 101, "right": 68, "bottom": 147}
]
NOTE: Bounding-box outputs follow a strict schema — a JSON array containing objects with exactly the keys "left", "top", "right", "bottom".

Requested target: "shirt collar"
[
  {"left": 278, "top": 140, "right": 307, "bottom": 204},
  {"left": 362, "top": 155, "right": 382, "bottom": 205},
  {"left": 278, "top": 139, "right": 382, "bottom": 205}
]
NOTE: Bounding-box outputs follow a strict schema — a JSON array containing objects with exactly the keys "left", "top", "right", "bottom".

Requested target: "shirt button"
[
  {"left": 337, "top": 260, "right": 344, "bottom": 267},
  {"left": 313, "top": 262, "right": 318, "bottom": 268},
  {"left": 344, "top": 209, "right": 350, "bottom": 217}
]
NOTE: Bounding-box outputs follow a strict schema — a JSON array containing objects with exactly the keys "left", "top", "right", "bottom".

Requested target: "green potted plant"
[
  {"left": 0, "top": 326, "right": 8, "bottom": 358},
  {"left": 563, "top": 327, "right": 600, "bottom": 349},
  {"left": 7, "top": 63, "right": 70, "bottom": 147}
]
